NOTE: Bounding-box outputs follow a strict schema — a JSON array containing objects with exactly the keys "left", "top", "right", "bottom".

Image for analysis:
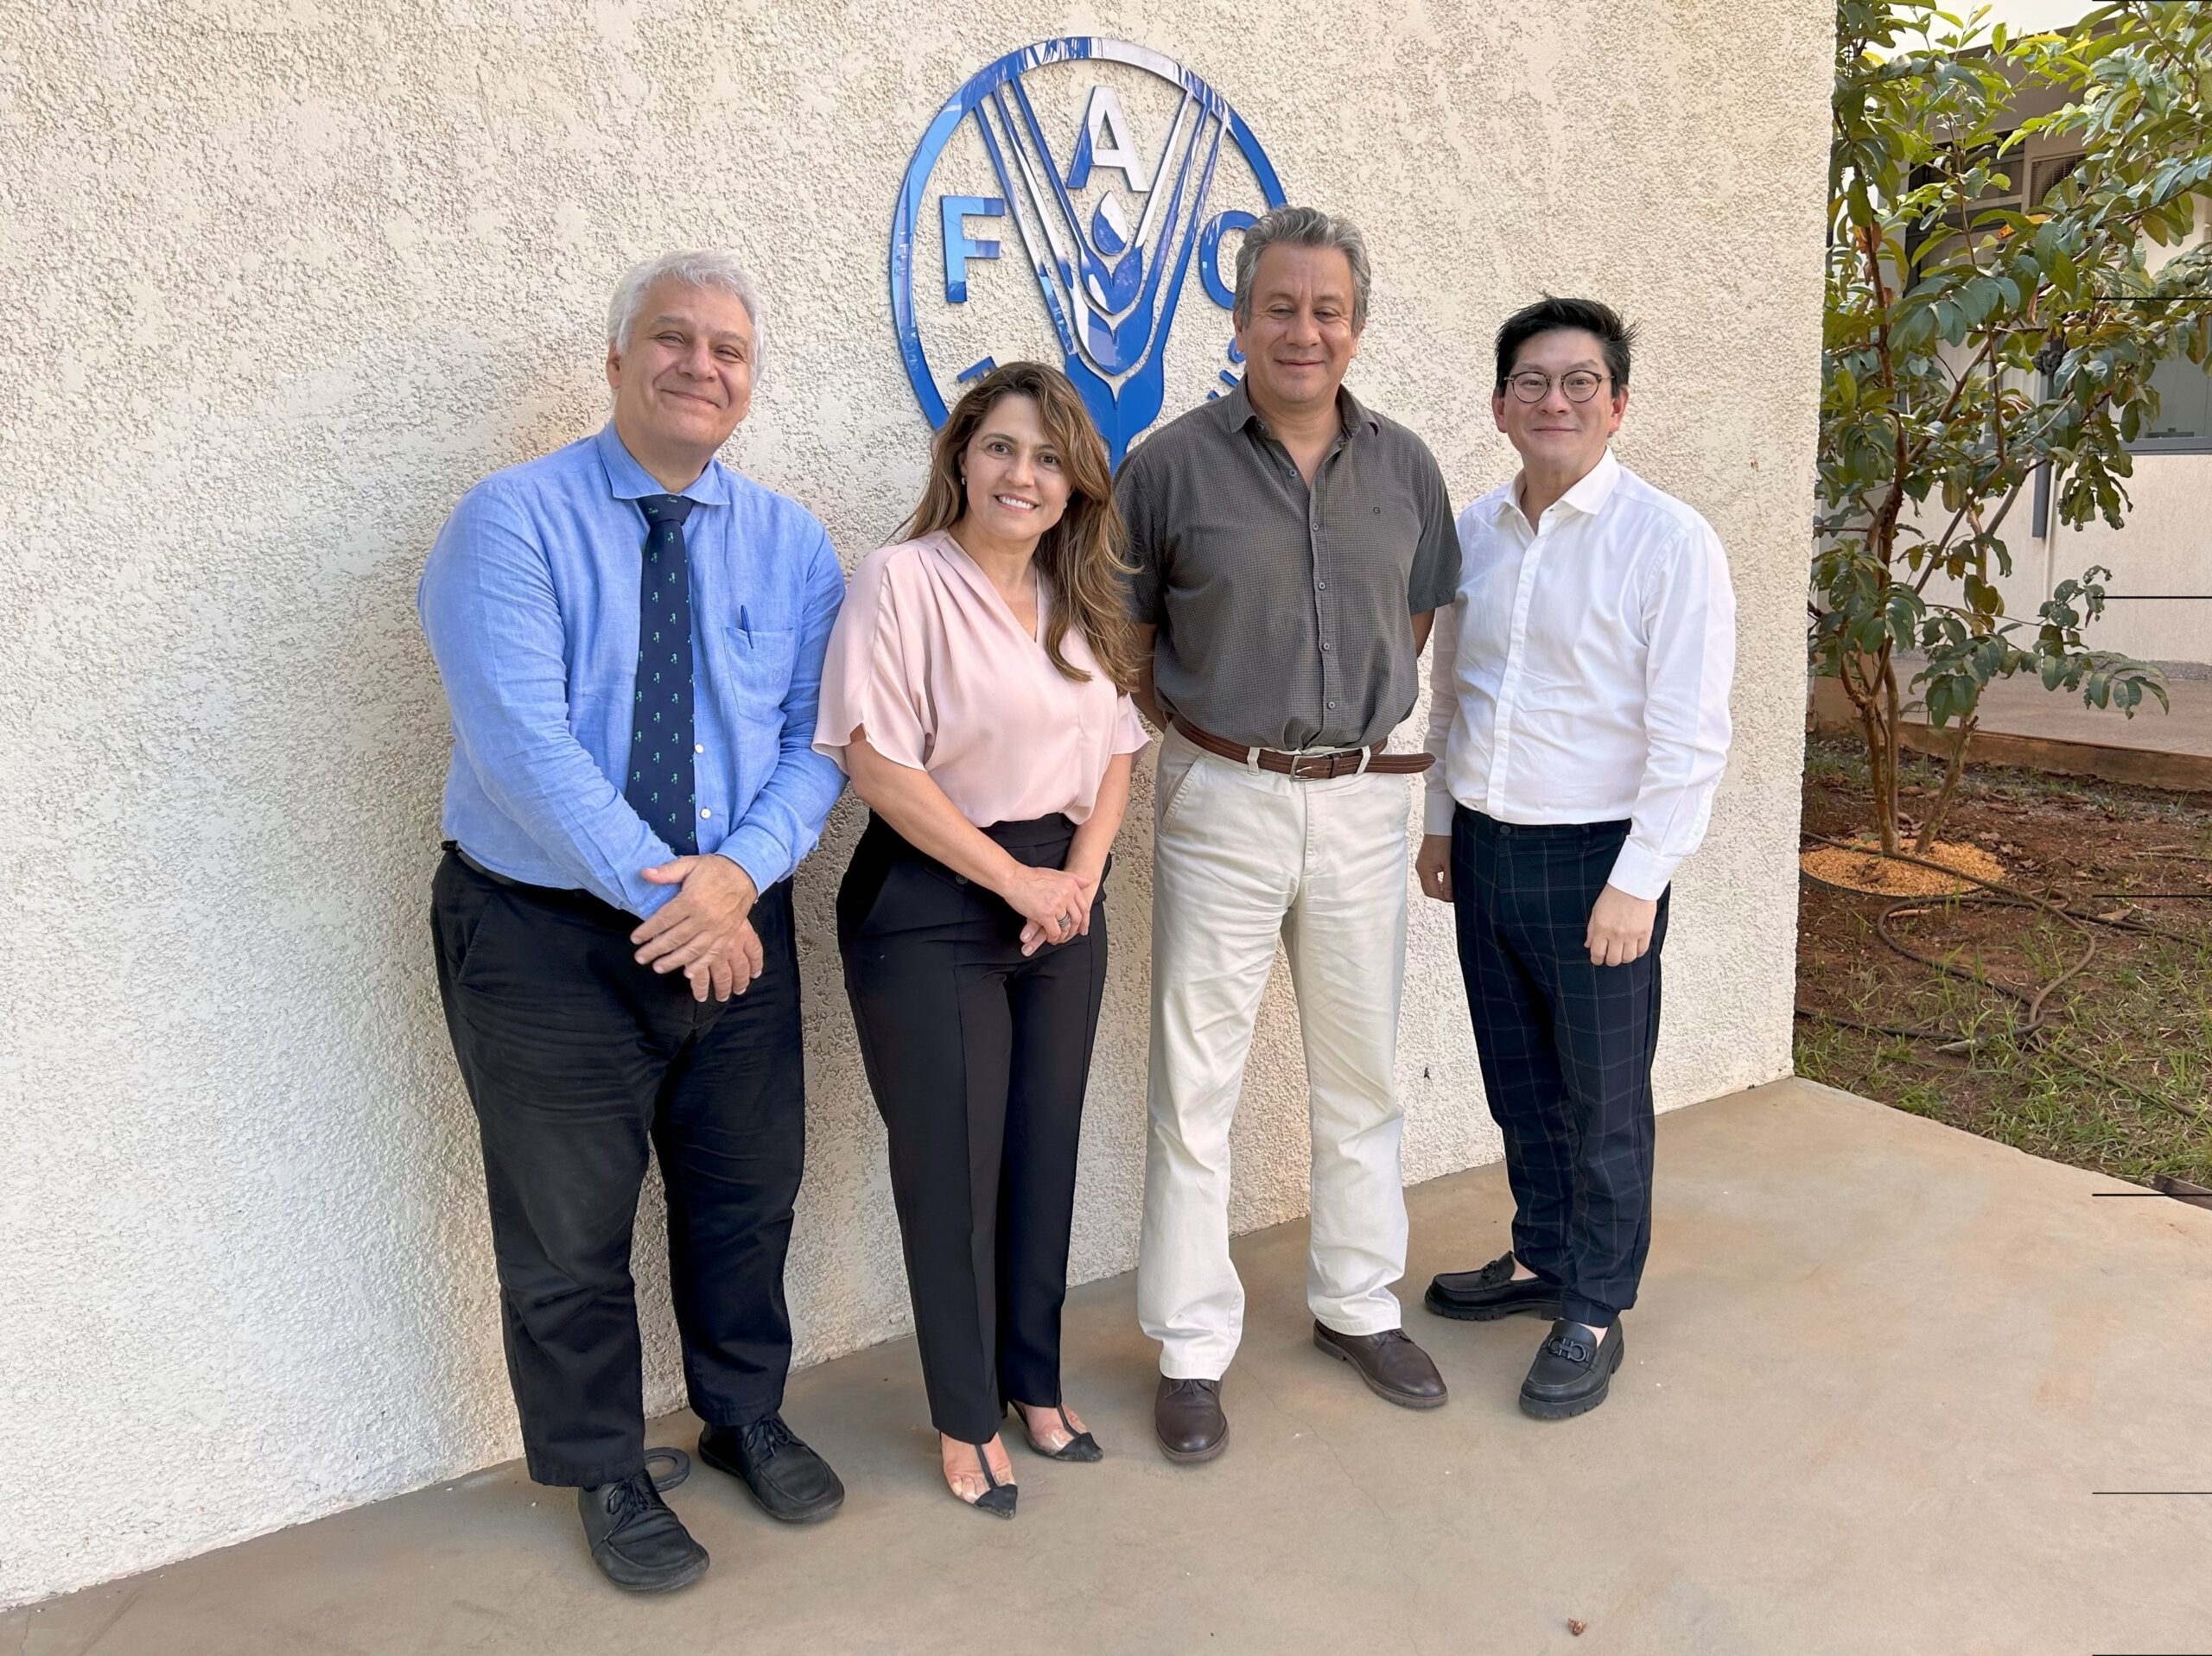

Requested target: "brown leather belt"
[{"left": 1171, "top": 715, "right": 1433, "bottom": 777}]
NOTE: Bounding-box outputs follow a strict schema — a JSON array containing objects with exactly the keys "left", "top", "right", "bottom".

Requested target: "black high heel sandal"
[
  {"left": 1012, "top": 1400, "right": 1103, "bottom": 1463},
  {"left": 950, "top": 1439, "right": 1018, "bottom": 1519}
]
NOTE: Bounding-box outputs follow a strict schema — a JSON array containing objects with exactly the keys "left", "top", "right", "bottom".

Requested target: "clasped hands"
[
  {"left": 1414, "top": 833, "right": 1657, "bottom": 967},
  {"left": 1003, "top": 860, "right": 1100, "bottom": 958},
  {"left": 632, "top": 853, "right": 764, "bottom": 1001}
]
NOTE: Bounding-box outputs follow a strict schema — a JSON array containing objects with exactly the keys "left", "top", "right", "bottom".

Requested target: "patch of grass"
[
  {"left": 1802, "top": 741, "right": 1857, "bottom": 787},
  {"left": 1796, "top": 743, "right": 2212, "bottom": 1189}
]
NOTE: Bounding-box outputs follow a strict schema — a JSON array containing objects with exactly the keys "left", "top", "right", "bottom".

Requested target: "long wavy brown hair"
[{"left": 897, "top": 360, "right": 1141, "bottom": 693}]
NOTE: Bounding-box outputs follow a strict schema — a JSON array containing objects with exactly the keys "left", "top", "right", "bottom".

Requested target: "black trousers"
[
  {"left": 838, "top": 813, "right": 1109, "bottom": 1445},
  {"left": 431, "top": 847, "right": 806, "bottom": 1487},
  {"left": 1449, "top": 807, "right": 1669, "bottom": 1329}
]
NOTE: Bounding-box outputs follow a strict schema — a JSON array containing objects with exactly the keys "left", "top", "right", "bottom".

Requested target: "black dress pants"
[
  {"left": 1449, "top": 807, "right": 1669, "bottom": 1329},
  {"left": 431, "top": 847, "right": 806, "bottom": 1487},
  {"left": 838, "top": 813, "right": 1108, "bottom": 1445}
]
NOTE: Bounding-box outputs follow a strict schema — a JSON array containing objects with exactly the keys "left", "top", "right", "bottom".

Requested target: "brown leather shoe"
[
  {"left": 1313, "top": 1323, "right": 1449, "bottom": 1409},
  {"left": 1154, "top": 1375, "right": 1228, "bottom": 1463}
]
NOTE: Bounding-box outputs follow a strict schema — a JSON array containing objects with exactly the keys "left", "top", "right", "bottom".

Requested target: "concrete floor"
[
  {"left": 13, "top": 1078, "right": 2211, "bottom": 1655},
  {"left": 1967, "top": 671, "right": 2212, "bottom": 758}
]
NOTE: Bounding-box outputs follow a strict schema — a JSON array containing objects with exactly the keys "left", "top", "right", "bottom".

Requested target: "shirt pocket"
[{"left": 726, "top": 625, "right": 798, "bottom": 703}]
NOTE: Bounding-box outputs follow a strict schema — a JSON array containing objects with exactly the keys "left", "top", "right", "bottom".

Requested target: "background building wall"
[
  {"left": 1979, "top": 196, "right": 2212, "bottom": 675},
  {"left": 1999, "top": 453, "right": 2212, "bottom": 671},
  {"left": 0, "top": 0, "right": 1829, "bottom": 1607}
]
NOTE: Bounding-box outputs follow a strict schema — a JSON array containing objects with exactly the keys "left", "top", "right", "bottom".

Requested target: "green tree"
[{"left": 1818, "top": 0, "right": 2211, "bottom": 853}]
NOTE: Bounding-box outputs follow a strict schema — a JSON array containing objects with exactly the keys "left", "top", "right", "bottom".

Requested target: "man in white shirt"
[{"left": 1416, "top": 297, "right": 1735, "bottom": 1420}]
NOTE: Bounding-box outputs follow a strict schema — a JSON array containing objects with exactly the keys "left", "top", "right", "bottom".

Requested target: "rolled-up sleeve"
[
  {"left": 417, "top": 482, "right": 678, "bottom": 916},
  {"left": 1421, "top": 587, "right": 1464, "bottom": 836},
  {"left": 1605, "top": 522, "right": 1737, "bottom": 900},
  {"left": 717, "top": 523, "right": 848, "bottom": 893}
]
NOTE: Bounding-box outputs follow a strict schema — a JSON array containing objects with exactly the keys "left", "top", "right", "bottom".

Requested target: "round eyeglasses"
[{"left": 1503, "top": 370, "right": 1610, "bottom": 403}]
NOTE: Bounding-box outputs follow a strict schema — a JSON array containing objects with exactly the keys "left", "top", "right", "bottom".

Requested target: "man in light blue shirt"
[{"left": 418, "top": 250, "right": 845, "bottom": 1593}]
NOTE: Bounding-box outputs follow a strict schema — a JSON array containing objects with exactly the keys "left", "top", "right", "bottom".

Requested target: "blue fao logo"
[{"left": 890, "top": 39, "right": 1287, "bottom": 467}]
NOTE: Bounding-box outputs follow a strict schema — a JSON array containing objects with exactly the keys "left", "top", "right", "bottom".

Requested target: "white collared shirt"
[{"left": 1421, "top": 448, "right": 1737, "bottom": 900}]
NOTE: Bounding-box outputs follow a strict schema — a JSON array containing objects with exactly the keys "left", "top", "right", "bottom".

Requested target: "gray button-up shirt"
[{"left": 1117, "top": 382, "right": 1459, "bottom": 752}]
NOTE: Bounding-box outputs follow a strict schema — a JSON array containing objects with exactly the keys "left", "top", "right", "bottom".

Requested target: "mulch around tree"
[
  {"left": 1801, "top": 835, "right": 2005, "bottom": 897},
  {"left": 1795, "top": 736, "right": 2212, "bottom": 1190}
]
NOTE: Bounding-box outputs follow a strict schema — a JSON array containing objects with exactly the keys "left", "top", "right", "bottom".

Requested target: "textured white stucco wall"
[{"left": 0, "top": 0, "right": 1829, "bottom": 1608}]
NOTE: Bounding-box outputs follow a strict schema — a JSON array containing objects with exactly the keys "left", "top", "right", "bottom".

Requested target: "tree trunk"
[
  {"left": 1916, "top": 716, "right": 1976, "bottom": 853},
  {"left": 1836, "top": 648, "right": 1904, "bottom": 854},
  {"left": 1877, "top": 657, "right": 1902, "bottom": 855}
]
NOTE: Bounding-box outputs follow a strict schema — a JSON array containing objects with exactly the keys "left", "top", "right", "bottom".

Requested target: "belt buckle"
[{"left": 1287, "top": 744, "right": 1350, "bottom": 780}]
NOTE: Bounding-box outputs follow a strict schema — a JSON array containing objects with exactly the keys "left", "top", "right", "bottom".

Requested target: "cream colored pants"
[{"left": 1137, "top": 726, "right": 1412, "bottom": 1379}]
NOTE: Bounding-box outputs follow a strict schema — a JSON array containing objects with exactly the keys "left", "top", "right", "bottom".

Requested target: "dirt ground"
[{"left": 1795, "top": 735, "right": 2212, "bottom": 1188}]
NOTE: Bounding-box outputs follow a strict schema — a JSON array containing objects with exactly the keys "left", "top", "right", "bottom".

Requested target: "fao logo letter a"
[{"left": 891, "top": 38, "right": 1287, "bottom": 466}]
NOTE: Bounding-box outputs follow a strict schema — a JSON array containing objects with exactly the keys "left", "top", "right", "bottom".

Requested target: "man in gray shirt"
[{"left": 1117, "top": 206, "right": 1459, "bottom": 1463}]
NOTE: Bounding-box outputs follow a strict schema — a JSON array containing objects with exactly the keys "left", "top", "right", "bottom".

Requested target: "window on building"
[
  {"left": 1909, "top": 143, "right": 2079, "bottom": 255},
  {"left": 2133, "top": 346, "right": 2212, "bottom": 454},
  {"left": 2030, "top": 151, "right": 2086, "bottom": 201},
  {"left": 1904, "top": 138, "right": 2025, "bottom": 270},
  {"left": 1909, "top": 140, "right": 2018, "bottom": 245}
]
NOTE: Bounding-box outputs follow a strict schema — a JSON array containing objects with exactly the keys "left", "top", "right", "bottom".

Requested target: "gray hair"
[
  {"left": 1230, "top": 206, "right": 1372, "bottom": 333},
  {"left": 606, "top": 250, "right": 767, "bottom": 373}
]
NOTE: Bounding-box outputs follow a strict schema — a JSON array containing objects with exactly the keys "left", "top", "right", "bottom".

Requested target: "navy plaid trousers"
[{"left": 1449, "top": 805, "right": 1669, "bottom": 1328}]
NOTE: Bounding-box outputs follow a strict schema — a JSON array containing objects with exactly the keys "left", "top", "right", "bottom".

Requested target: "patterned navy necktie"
[{"left": 626, "top": 494, "right": 699, "bottom": 855}]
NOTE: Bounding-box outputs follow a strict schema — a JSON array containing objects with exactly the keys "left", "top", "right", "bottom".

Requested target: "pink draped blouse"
[{"left": 813, "top": 530, "right": 1148, "bottom": 826}]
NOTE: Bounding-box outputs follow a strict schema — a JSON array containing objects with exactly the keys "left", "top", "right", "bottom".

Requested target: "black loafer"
[
  {"left": 699, "top": 1414, "right": 845, "bottom": 1522},
  {"left": 576, "top": 1470, "right": 708, "bottom": 1592},
  {"left": 1425, "top": 1252, "right": 1566, "bottom": 1323},
  {"left": 1518, "top": 1318, "right": 1625, "bottom": 1419}
]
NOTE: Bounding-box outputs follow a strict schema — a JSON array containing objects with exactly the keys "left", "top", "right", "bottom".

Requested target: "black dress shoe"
[
  {"left": 1519, "top": 1318, "right": 1625, "bottom": 1419},
  {"left": 1312, "top": 1323, "right": 1449, "bottom": 1409},
  {"left": 698, "top": 1414, "right": 845, "bottom": 1522},
  {"left": 576, "top": 1470, "right": 709, "bottom": 1592},
  {"left": 1425, "top": 1252, "right": 1566, "bottom": 1323},
  {"left": 1154, "top": 1375, "right": 1228, "bottom": 1463}
]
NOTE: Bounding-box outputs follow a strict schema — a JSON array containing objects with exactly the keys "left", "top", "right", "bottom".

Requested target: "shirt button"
[
  {"left": 1316, "top": 580, "right": 1327, "bottom": 591},
  {"left": 1320, "top": 640, "right": 1332, "bottom": 651},
  {"left": 699, "top": 808, "right": 712, "bottom": 820},
  {"left": 1326, "top": 699, "right": 1338, "bottom": 709},
  {"left": 694, "top": 743, "right": 704, "bottom": 754}
]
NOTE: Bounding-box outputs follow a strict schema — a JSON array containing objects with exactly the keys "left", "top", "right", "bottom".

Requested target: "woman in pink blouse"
[{"left": 815, "top": 362, "right": 1147, "bottom": 1519}]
